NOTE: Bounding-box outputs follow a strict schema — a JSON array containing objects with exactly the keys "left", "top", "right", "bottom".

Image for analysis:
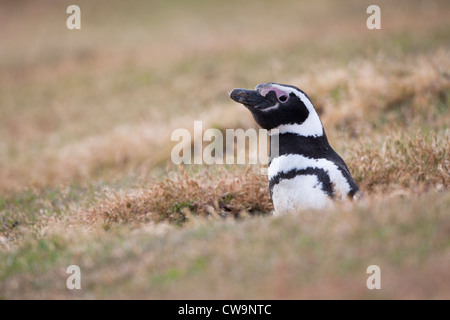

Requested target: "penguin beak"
[{"left": 229, "top": 88, "right": 273, "bottom": 109}]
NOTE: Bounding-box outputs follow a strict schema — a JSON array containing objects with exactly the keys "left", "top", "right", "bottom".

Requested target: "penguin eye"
[
  {"left": 260, "top": 86, "right": 289, "bottom": 103},
  {"left": 278, "top": 94, "right": 288, "bottom": 103}
]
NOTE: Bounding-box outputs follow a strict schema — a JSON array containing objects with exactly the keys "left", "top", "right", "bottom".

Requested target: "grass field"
[{"left": 0, "top": 0, "right": 449, "bottom": 299}]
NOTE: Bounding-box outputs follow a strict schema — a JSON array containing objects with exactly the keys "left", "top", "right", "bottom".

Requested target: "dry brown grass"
[
  {"left": 82, "top": 167, "right": 272, "bottom": 228},
  {"left": 73, "top": 48, "right": 450, "bottom": 230},
  {"left": 78, "top": 128, "right": 449, "bottom": 229},
  {"left": 294, "top": 50, "right": 450, "bottom": 137},
  {"left": 1, "top": 0, "right": 450, "bottom": 300},
  {"left": 2, "top": 190, "right": 449, "bottom": 299},
  {"left": 1, "top": 50, "right": 448, "bottom": 193},
  {"left": 349, "top": 131, "right": 450, "bottom": 193}
]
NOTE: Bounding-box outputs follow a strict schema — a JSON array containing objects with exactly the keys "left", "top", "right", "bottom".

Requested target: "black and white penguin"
[{"left": 230, "top": 82, "right": 360, "bottom": 215}]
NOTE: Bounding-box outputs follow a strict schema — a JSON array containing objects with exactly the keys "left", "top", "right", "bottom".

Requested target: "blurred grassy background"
[
  {"left": 0, "top": 0, "right": 449, "bottom": 299},
  {"left": 1, "top": 0, "right": 449, "bottom": 189}
]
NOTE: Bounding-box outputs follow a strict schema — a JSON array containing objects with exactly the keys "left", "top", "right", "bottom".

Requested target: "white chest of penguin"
[
  {"left": 268, "top": 153, "right": 353, "bottom": 215},
  {"left": 271, "top": 173, "right": 332, "bottom": 215}
]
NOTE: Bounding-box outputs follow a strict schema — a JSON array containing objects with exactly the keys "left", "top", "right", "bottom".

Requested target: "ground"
[{"left": 0, "top": 0, "right": 449, "bottom": 299}]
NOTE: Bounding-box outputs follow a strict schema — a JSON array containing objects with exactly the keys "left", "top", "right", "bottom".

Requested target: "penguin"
[{"left": 229, "top": 82, "right": 360, "bottom": 215}]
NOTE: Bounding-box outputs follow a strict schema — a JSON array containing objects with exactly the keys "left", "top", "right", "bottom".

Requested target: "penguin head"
[{"left": 230, "top": 82, "right": 323, "bottom": 137}]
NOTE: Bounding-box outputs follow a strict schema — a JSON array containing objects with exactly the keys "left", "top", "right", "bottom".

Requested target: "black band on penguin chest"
[
  {"left": 268, "top": 132, "right": 360, "bottom": 198},
  {"left": 269, "top": 167, "right": 334, "bottom": 198},
  {"left": 270, "top": 133, "right": 337, "bottom": 162}
]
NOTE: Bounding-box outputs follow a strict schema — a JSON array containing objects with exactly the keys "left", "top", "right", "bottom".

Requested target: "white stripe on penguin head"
[{"left": 263, "top": 84, "right": 324, "bottom": 137}]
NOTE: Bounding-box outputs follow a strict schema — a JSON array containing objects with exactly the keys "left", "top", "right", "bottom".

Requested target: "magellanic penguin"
[{"left": 230, "top": 82, "right": 360, "bottom": 215}]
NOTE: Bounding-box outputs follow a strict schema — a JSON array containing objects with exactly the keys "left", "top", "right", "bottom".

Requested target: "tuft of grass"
[
  {"left": 83, "top": 167, "right": 272, "bottom": 229},
  {"left": 348, "top": 130, "right": 450, "bottom": 193}
]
